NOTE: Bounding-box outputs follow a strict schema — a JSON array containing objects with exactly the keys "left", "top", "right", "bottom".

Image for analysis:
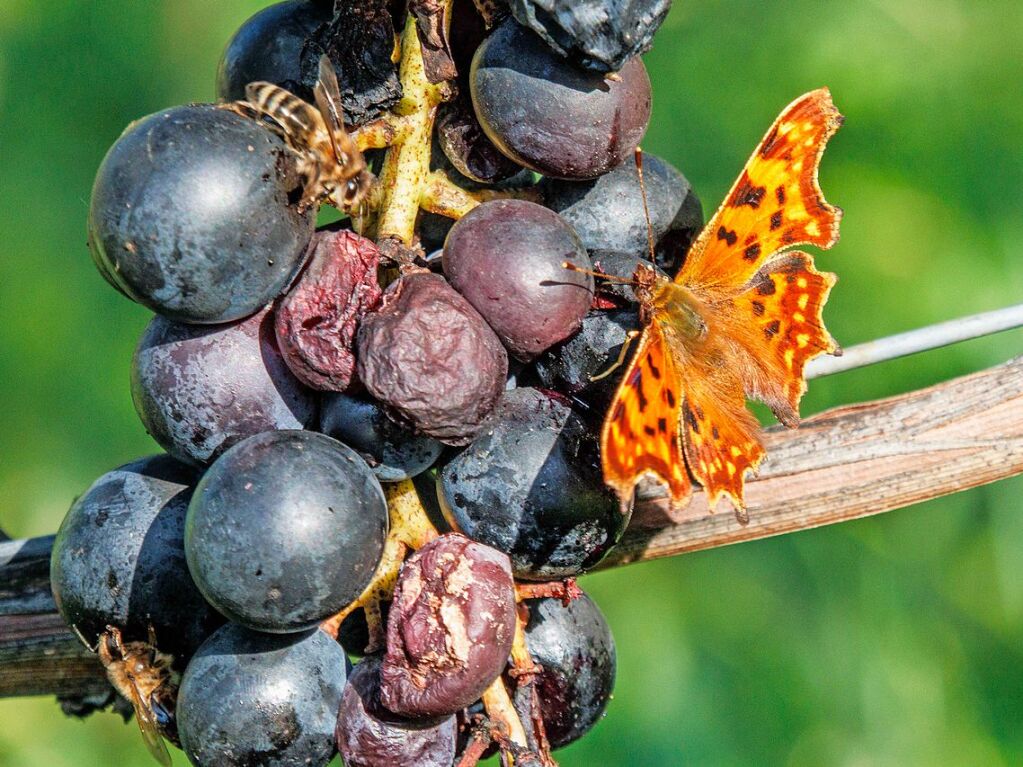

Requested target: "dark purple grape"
[
  {"left": 131, "top": 309, "right": 317, "bottom": 467},
  {"left": 438, "top": 388, "right": 624, "bottom": 580},
  {"left": 541, "top": 153, "right": 704, "bottom": 273},
  {"left": 516, "top": 592, "right": 616, "bottom": 749},
  {"left": 88, "top": 104, "right": 313, "bottom": 324},
  {"left": 185, "top": 430, "right": 387, "bottom": 633},
  {"left": 320, "top": 393, "right": 443, "bottom": 482},
  {"left": 274, "top": 230, "right": 382, "bottom": 392},
  {"left": 357, "top": 272, "right": 508, "bottom": 446},
  {"left": 380, "top": 534, "right": 516, "bottom": 718},
  {"left": 533, "top": 308, "right": 641, "bottom": 411},
  {"left": 337, "top": 655, "right": 457, "bottom": 767},
  {"left": 470, "top": 19, "right": 651, "bottom": 179},
  {"left": 216, "top": 0, "right": 333, "bottom": 102},
  {"left": 177, "top": 624, "right": 347, "bottom": 767},
  {"left": 443, "top": 200, "right": 594, "bottom": 361},
  {"left": 508, "top": 0, "right": 671, "bottom": 72},
  {"left": 49, "top": 455, "right": 222, "bottom": 659}
]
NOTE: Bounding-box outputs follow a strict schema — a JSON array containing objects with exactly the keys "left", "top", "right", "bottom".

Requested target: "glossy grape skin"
[
  {"left": 177, "top": 624, "right": 347, "bottom": 767},
  {"left": 185, "top": 430, "right": 387, "bottom": 633},
  {"left": 470, "top": 19, "right": 651, "bottom": 179},
  {"left": 540, "top": 152, "right": 704, "bottom": 273},
  {"left": 49, "top": 455, "right": 222, "bottom": 659},
  {"left": 443, "top": 200, "right": 594, "bottom": 361},
  {"left": 517, "top": 593, "right": 616, "bottom": 749},
  {"left": 533, "top": 308, "right": 641, "bottom": 411},
  {"left": 438, "top": 388, "right": 624, "bottom": 580},
  {"left": 319, "top": 393, "right": 443, "bottom": 482},
  {"left": 216, "top": 1, "right": 333, "bottom": 102},
  {"left": 131, "top": 309, "right": 317, "bottom": 467},
  {"left": 88, "top": 104, "right": 313, "bottom": 324},
  {"left": 336, "top": 655, "right": 457, "bottom": 767}
]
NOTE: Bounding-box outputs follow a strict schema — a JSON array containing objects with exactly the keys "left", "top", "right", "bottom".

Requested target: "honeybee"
[
  {"left": 78, "top": 625, "right": 180, "bottom": 766},
  {"left": 236, "top": 54, "right": 373, "bottom": 213}
]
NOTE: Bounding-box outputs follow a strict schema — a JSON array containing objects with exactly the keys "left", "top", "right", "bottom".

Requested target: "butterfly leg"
[{"left": 590, "top": 330, "right": 641, "bottom": 382}]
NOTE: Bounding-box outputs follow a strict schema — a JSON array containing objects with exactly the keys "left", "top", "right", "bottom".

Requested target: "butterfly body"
[{"left": 602, "top": 89, "right": 844, "bottom": 516}]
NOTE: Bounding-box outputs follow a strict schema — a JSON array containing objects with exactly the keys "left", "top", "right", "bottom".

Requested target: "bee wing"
[
  {"left": 312, "top": 55, "right": 359, "bottom": 169},
  {"left": 127, "top": 680, "right": 172, "bottom": 767}
]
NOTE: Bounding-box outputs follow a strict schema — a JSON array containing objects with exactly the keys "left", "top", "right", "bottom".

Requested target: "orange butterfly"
[{"left": 601, "top": 88, "right": 843, "bottom": 515}]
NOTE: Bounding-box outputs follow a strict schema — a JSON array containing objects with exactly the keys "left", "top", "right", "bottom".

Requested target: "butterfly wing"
[
  {"left": 601, "top": 321, "right": 691, "bottom": 512},
  {"left": 676, "top": 346, "right": 766, "bottom": 513},
  {"left": 676, "top": 88, "right": 843, "bottom": 291},
  {"left": 727, "top": 251, "right": 839, "bottom": 426}
]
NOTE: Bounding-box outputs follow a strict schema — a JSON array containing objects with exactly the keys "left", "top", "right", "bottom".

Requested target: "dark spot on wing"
[
  {"left": 647, "top": 355, "right": 661, "bottom": 379},
  {"left": 716, "top": 226, "right": 738, "bottom": 246},
  {"left": 657, "top": 417, "right": 668, "bottom": 434},
  {"left": 756, "top": 277, "right": 776, "bottom": 296},
  {"left": 770, "top": 211, "right": 783, "bottom": 230},
  {"left": 775, "top": 186, "right": 786, "bottom": 204},
  {"left": 764, "top": 320, "right": 781, "bottom": 340},
  {"left": 731, "top": 178, "right": 767, "bottom": 209},
  {"left": 743, "top": 243, "right": 762, "bottom": 261},
  {"left": 683, "top": 404, "right": 699, "bottom": 433},
  {"left": 643, "top": 425, "right": 656, "bottom": 437},
  {"left": 664, "top": 388, "right": 676, "bottom": 408},
  {"left": 712, "top": 426, "right": 720, "bottom": 440},
  {"left": 751, "top": 300, "right": 765, "bottom": 316}
]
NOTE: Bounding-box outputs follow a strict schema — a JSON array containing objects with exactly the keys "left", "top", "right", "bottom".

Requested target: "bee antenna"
[{"left": 635, "top": 147, "right": 657, "bottom": 265}]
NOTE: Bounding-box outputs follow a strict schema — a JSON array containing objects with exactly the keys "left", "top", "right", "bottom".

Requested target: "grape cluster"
[{"left": 53, "top": 2, "right": 698, "bottom": 765}]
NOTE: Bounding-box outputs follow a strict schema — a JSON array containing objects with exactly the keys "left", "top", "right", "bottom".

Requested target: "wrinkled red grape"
[
  {"left": 356, "top": 272, "right": 508, "bottom": 446},
  {"left": 274, "top": 230, "right": 382, "bottom": 392},
  {"left": 380, "top": 534, "right": 516, "bottom": 718}
]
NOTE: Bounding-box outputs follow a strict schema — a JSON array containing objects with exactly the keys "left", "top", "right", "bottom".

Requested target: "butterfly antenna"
[
  {"left": 635, "top": 147, "right": 657, "bottom": 264},
  {"left": 561, "top": 261, "right": 638, "bottom": 286}
]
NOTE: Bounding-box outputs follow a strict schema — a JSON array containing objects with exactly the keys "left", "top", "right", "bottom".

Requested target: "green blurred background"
[{"left": 1, "top": 1, "right": 1021, "bottom": 764}]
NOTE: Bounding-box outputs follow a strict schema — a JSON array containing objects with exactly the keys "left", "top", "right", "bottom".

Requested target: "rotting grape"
[
  {"left": 185, "top": 430, "right": 388, "bottom": 633},
  {"left": 88, "top": 104, "right": 313, "bottom": 324},
  {"left": 336, "top": 655, "right": 457, "bottom": 767},
  {"left": 471, "top": 18, "right": 651, "bottom": 179},
  {"left": 540, "top": 152, "right": 704, "bottom": 273},
  {"left": 50, "top": 455, "right": 222, "bottom": 660},
  {"left": 438, "top": 387, "right": 624, "bottom": 580},
  {"left": 508, "top": 0, "right": 672, "bottom": 72},
  {"left": 380, "top": 534, "right": 517, "bottom": 718},
  {"left": 357, "top": 271, "right": 508, "bottom": 446},
  {"left": 320, "top": 393, "right": 443, "bottom": 482},
  {"left": 443, "top": 199, "right": 594, "bottom": 361},
  {"left": 177, "top": 624, "right": 347, "bottom": 767},
  {"left": 274, "top": 229, "right": 382, "bottom": 392},
  {"left": 131, "top": 308, "right": 317, "bottom": 467}
]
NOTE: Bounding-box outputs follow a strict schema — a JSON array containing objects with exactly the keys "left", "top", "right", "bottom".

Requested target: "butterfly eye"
[{"left": 345, "top": 179, "right": 360, "bottom": 199}]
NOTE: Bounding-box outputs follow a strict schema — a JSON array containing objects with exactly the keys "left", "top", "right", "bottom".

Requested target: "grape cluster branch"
[{"left": 3, "top": 355, "right": 1021, "bottom": 702}]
